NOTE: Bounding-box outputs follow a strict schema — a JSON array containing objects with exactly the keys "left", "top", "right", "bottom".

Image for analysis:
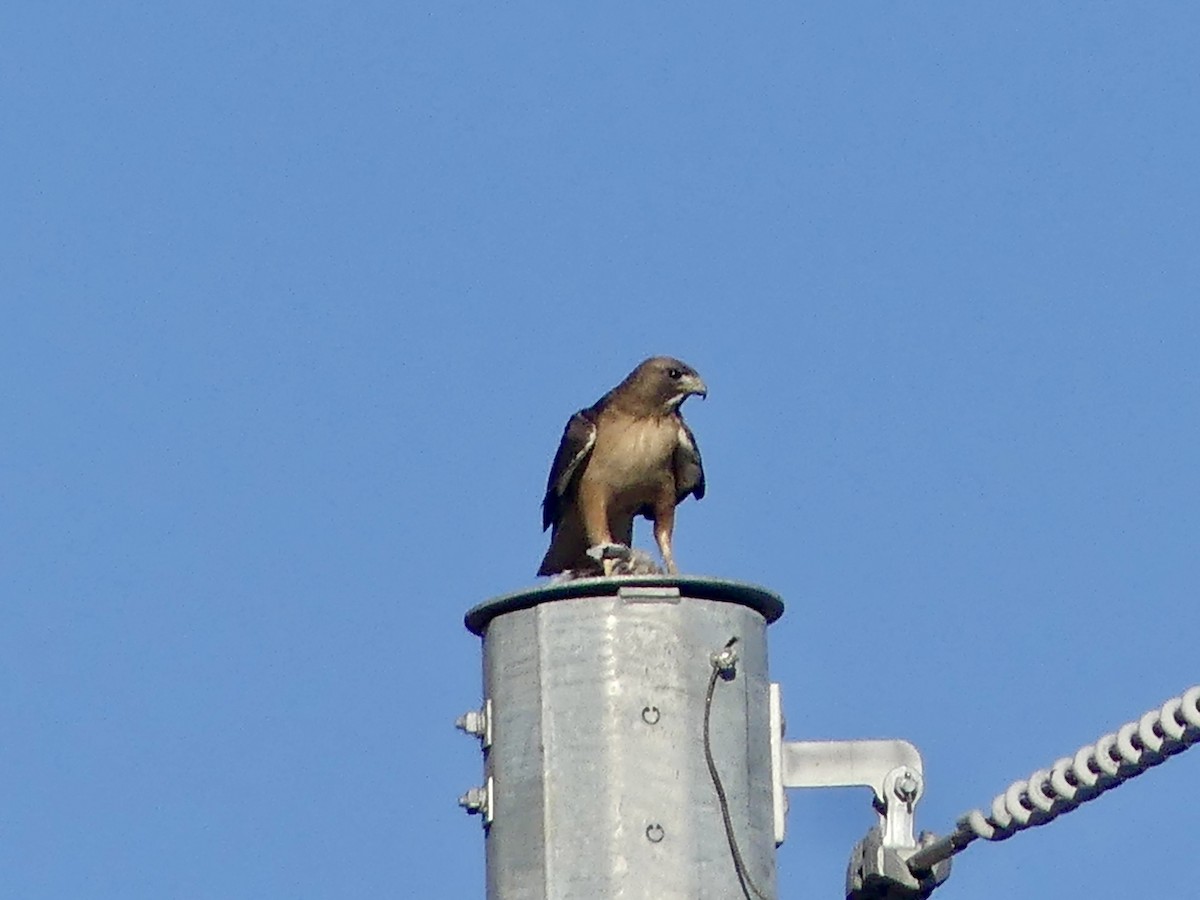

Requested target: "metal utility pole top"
[
  {"left": 457, "top": 576, "right": 947, "bottom": 900},
  {"left": 458, "top": 578, "right": 1200, "bottom": 899}
]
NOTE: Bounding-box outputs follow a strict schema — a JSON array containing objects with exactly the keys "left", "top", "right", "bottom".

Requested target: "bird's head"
[{"left": 624, "top": 356, "right": 708, "bottom": 413}]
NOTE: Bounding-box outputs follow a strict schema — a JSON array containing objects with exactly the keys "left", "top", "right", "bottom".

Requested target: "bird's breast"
[{"left": 584, "top": 416, "right": 678, "bottom": 501}]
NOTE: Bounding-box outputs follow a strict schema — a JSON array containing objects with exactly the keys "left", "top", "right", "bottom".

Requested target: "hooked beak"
[{"left": 686, "top": 375, "right": 708, "bottom": 400}]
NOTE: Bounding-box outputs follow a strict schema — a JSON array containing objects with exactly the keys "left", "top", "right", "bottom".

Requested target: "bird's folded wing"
[
  {"left": 542, "top": 410, "right": 598, "bottom": 530},
  {"left": 673, "top": 419, "right": 705, "bottom": 502}
]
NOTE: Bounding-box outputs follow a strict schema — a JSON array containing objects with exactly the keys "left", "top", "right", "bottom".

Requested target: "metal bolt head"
[
  {"left": 456, "top": 710, "right": 484, "bottom": 739},
  {"left": 459, "top": 786, "right": 488, "bottom": 815},
  {"left": 711, "top": 640, "right": 740, "bottom": 676},
  {"left": 894, "top": 771, "right": 920, "bottom": 803}
]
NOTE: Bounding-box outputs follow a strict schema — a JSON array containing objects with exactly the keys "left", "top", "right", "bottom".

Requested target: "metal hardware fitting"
[
  {"left": 617, "top": 585, "right": 681, "bottom": 604},
  {"left": 769, "top": 684, "right": 950, "bottom": 898},
  {"left": 458, "top": 775, "right": 494, "bottom": 825},
  {"left": 456, "top": 698, "right": 493, "bottom": 748},
  {"left": 711, "top": 639, "right": 739, "bottom": 677}
]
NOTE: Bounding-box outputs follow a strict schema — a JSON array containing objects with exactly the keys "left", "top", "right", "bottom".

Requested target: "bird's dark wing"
[
  {"left": 542, "top": 409, "right": 598, "bottom": 530},
  {"left": 673, "top": 418, "right": 705, "bottom": 502}
]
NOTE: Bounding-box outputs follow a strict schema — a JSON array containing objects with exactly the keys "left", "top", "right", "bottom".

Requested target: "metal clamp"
[
  {"left": 769, "top": 684, "right": 950, "bottom": 898},
  {"left": 846, "top": 826, "right": 950, "bottom": 900},
  {"left": 770, "top": 684, "right": 925, "bottom": 847}
]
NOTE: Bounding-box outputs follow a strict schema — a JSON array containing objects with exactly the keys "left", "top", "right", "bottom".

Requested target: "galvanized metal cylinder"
[{"left": 464, "top": 576, "right": 785, "bottom": 900}]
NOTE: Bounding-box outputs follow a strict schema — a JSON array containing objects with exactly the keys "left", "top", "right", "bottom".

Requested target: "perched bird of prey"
[{"left": 538, "top": 356, "right": 708, "bottom": 577}]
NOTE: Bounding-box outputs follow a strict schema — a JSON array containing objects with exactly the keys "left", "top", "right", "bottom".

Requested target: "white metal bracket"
[
  {"left": 770, "top": 684, "right": 950, "bottom": 898},
  {"left": 770, "top": 684, "right": 922, "bottom": 847}
]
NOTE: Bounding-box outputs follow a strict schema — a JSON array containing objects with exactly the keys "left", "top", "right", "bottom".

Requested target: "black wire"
[{"left": 703, "top": 639, "right": 772, "bottom": 900}]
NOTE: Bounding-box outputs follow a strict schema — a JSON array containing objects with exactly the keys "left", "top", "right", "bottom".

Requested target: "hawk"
[{"left": 538, "top": 356, "right": 708, "bottom": 577}]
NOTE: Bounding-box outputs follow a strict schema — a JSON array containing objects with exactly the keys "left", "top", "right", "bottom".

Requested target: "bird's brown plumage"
[{"left": 538, "top": 356, "right": 707, "bottom": 576}]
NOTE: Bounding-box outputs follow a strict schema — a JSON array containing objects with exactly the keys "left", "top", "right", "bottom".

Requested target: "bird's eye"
[{"left": 668, "top": 368, "right": 682, "bottom": 379}]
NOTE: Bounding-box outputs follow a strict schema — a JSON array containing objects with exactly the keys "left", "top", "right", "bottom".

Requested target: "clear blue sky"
[{"left": 3, "top": 4, "right": 1198, "bottom": 898}]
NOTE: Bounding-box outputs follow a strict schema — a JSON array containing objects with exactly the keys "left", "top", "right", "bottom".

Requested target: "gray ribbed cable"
[{"left": 908, "top": 685, "right": 1200, "bottom": 874}]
